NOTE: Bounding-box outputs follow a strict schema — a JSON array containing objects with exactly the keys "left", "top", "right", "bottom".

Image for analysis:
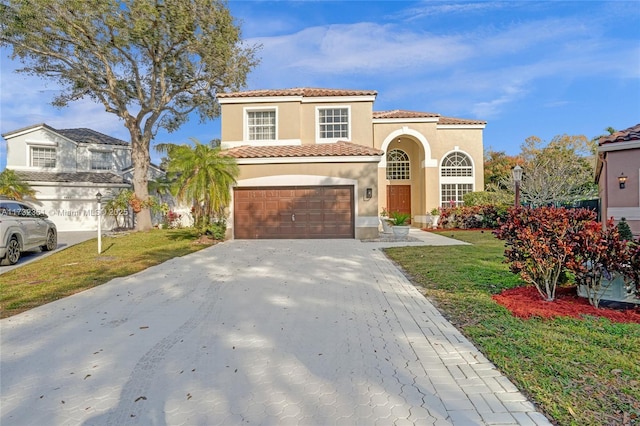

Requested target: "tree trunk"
[{"left": 129, "top": 128, "right": 153, "bottom": 231}]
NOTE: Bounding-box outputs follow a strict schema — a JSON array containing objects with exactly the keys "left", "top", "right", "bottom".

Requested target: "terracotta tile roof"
[
  {"left": 15, "top": 171, "right": 127, "bottom": 184},
  {"left": 598, "top": 123, "right": 640, "bottom": 146},
  {"left": 373, "top": 110, "right": 486, "bottom": 125},
  {"left": 373, "top": 110, "right": 440, "bottom": 119},
  {"left": 224, "top": 141, "right": 383, "bottom": 159},
  {"left": 438, "top": 116, "right": 487, "bottom": 125},
  {"left": 217, "top": 87, "right": 377, "bottom": 99}
]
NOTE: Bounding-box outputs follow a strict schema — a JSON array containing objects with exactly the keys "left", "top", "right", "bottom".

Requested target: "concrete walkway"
[{"left": 0, "top": 234, "right": 551, "bottom": 425}]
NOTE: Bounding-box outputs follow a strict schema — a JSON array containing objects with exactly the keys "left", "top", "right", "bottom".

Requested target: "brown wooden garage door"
[{"left": 234, "top": 186, "right": 354, "bottom": 239}]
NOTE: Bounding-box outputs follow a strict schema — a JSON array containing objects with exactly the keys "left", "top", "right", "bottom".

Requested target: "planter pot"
[
  {"left": 429, "top": 215, "right": 440, "bottom": 229},
  {"left": 380, "top": 216, "right": 393, "bottom": 233},
  {"left": 392, "top": 225, "right": 410, "bottom": 238}
]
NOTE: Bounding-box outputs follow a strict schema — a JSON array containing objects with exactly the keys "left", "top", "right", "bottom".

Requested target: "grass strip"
[
  {"left": 0, "top": 229, "right": 215, "bottom": 318},
  {"left": 384, "top": 230, "right": 640, "bottom": 426}
]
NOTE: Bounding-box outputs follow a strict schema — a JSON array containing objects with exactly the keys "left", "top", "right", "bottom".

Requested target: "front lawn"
[
  {"left": 384, "top": 230, "right": 640, "bottom": 426},
  {"left": 0, "top": 229, "right": 216, "bottom": 318}
]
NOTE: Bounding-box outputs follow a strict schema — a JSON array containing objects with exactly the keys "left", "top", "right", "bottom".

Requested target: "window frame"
[
  {"left": 30, "top": 146, "right": 57, "bottom": 168},
  {"left": 90, "top": 150, "right": 113, "bottom": 171},
  {"left": 439, "top": 151, "right": 475, "bottom": 207},
  {"left": 244, "top": 107, "right": 277, "bottom": 142},
  {"left": 316, "top": 106, "right": 350, "bottom": 143},
  {"left": 386, "top": 149, "right": 411, "bottom": 181}
]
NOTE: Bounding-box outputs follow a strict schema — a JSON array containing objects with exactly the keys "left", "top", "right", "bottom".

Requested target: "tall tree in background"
[
  {"left": 0, "top": 169, "right": 36, "bottom": 200},
  {"left": 484, "top": 149, "right": 522, "bottom": 191},
  {"left": 0, "top": 0, "right": 259, "bottom": 231},
  {"left": 156, "top": 139, "right": 239, "bottom": 229},
  {"left": 519, "top": 135, "right": 598, "bottom": 207}
]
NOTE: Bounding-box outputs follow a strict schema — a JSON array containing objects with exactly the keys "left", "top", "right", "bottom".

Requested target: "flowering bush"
[
  {"left": 164, "top": 210, "right": 182, "bottom": 228},
  {"left": 439, "top": 204, "right": 509, "bottom": 229},
  {"left": 494, "top": 206, "right": 595, "bottom": 301}
]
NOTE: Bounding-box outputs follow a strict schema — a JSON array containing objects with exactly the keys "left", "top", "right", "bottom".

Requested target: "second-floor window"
[
  {"left": 318, "top": 107, "right": 349, "bottom": 140},
  {"left": 91, "top": 151, "right": 112, "bottom": 170},
  {"left": 247, "top": 109, "right": 276, "bottom": 141},
  {"left": 31, "top": 147, "right": 56, "bottom": 168}
]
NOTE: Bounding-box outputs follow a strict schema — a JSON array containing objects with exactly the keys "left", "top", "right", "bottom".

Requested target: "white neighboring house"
[{"left": 2, "top": 123, "right": 164, "bottom": 232}]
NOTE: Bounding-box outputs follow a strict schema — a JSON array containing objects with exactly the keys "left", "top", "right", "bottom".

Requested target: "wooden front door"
[{"left": 387, "top": 185, "right": 411, "bottom": 218}]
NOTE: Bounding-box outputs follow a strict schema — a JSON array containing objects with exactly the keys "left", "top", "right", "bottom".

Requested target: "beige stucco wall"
[
  {"left": 373, "top": 121, "right": 485, "bottom": 227},
  {"left": 231, "top": 161, "right": 380, "bottom": 239},
  {"left": 221, "top": 99, "right": 374, "bottom": 147}
]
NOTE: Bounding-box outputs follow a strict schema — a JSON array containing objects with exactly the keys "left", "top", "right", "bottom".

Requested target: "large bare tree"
[
  {"left": 519, "top": 135, "right": 598, "bottom": 207},
  {"left": 1, "top": 0, "right": 259, "bottom": 230}
]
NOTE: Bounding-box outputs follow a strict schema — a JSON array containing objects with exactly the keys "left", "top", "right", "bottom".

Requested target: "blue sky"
[{"left": 1, "top": 0, "right": 639, "bottom": 169}]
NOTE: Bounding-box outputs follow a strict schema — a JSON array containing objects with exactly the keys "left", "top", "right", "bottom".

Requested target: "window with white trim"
[
  {"left": 440, "top": 151, "right": 474, "bottom": 207},
  {"left": 31, "top": 147, "right": 56, "bottom": 168},
  {"left": 441, "top": 183, "right": 473, "bottom": 207},
  {"left": 91, "top": 151, "right": 112, "bottom": 170},
  {"left": 386, "top": 149, "right": 410, "bottom": 180},
  {"left": 318, "top": 107, "right": 349, "bottom": 140},
  {"left": 247, "top": 109, "right": 276, "bottom": 141},
  {"left": 441, "top": 152, "right": 473, "bottom": 176}
]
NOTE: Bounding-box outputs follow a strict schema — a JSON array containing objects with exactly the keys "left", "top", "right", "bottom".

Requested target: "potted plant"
[
  {"left": 389, "top": 211, "right": 411, "bottom": 238},
  {"left": 379, "top": 207, "right": 392, "bottom": 233},
  {"left": 428, "top": 207, "right": 440, "bottom": 229}
]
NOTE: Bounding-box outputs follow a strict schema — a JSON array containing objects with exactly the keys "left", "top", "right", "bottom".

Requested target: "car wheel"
[
  {"left": 1, "top": 236, "right": 21, "bottom": 266},
  {"left": 42, "top": 229, "right": 57, "bottom": 251}
]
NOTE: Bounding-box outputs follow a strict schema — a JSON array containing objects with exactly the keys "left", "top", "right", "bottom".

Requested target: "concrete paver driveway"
[{"left": 1, "top": 239, "right": 551, "bottom": 425}]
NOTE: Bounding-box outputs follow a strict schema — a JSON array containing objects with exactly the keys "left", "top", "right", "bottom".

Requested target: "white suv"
[{"left": 0, "top": 199, "right": 58, "bottom": 266}]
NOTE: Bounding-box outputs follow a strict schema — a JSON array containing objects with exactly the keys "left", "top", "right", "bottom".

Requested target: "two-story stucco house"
[
  {"left": 2, "top": 123, "right": 163, "bottom": 231},
  {"left": 218, "top": 88, "right": 486, "bottom": 239}
]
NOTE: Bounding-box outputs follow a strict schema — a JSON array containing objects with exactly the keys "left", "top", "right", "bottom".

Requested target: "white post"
[{"left": 96, "top": 192, "right": 102, "bottom": 254}]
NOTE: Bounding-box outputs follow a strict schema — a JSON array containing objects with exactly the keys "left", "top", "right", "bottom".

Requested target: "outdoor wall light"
[
  {"left": 365, "top": 187, "right": 373, "bottom": 200},
  {"left": 618, "top": 173, "right": 627, "bottom": 189}
]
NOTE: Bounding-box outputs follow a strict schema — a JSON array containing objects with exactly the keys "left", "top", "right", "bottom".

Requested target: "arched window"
[
  {"left": 386, "top": 149, "right": 410, "bottom": 180},
  {"left": 440, "top": 151, "right": 474, "bottom": 207},
  {"left": 441, "top": 152, "right": 473, "bottom": 177}
]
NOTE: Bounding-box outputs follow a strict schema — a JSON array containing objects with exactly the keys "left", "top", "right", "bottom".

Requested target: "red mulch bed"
[{"left": 493, "top": 286, "right": 640, "bottom": 324}]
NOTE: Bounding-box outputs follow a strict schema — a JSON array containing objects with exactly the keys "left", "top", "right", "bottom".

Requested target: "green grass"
[
  {"left": 0, "top": 229, "right": 215, "bottom": 318},
  {"left": 384, "top": 230, "right": 640, "bottom": 426}
]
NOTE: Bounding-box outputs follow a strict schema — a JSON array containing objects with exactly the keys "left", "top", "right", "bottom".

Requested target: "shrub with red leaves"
[{"left": 493, "top": 206, "right": 595, "bottom": 301}]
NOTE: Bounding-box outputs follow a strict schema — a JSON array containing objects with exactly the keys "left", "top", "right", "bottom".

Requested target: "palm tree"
[
  {"left": 0, "top": 169, "right": 36, "bottom": 200},
  {"left": 156, "top": 138, "right": 239, "bottom": 228}
]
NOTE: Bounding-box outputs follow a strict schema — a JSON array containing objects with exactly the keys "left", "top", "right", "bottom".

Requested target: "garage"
[{"left": 234, "top": 186, "right": 354, "bottom": 239}]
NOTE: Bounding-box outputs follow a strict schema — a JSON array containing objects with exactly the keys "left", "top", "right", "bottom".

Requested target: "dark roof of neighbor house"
[
  {"left": 15, "top": 171, "right": 128, "bottom": 184},
  {"left": 217, "top": 88, "right": 378, "bottom": 98},
  {"left": 373, "top": 110, "right": 486, "bottom": 125},
  {"left": 1, "top": 123, "right": 128, "bottom": 146},
  {"left": 224, "top": 141, "right": 383, "bottom": 159},
  {"left": 56, "top": 128, "right": 129, "bottom": 146},
  {"left": 598, "top": 123, "right": 640, "bottom": 146}
]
